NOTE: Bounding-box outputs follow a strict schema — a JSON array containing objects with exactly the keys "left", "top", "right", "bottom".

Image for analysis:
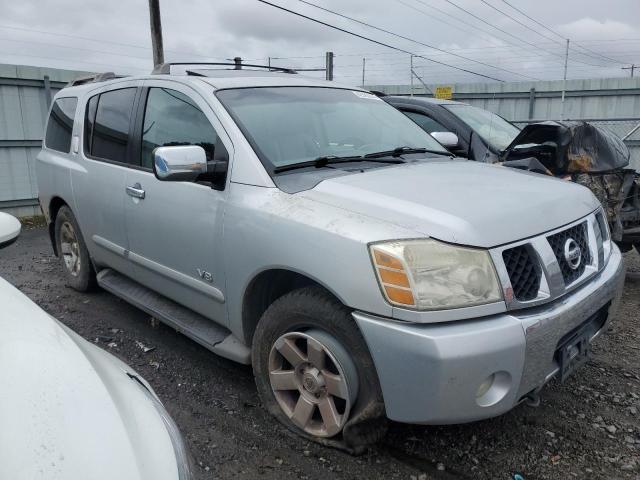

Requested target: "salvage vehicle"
[
  {"left": 0, "top": 212, "right": 192, "bottom": 479},
  {"left": 37, "top": 64, "right": 625, "bottom": 452},
  {"left": 385, "top": 95, "right": 640, "bottom": 253}
]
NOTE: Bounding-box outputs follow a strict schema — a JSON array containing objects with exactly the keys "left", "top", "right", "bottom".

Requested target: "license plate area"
[{"left": 554, "top": 305, "right": 609, "bottom": 383}]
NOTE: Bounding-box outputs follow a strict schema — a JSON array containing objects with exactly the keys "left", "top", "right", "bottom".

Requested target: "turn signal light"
[{"left": 371, "top": 246, "right": 415, "bottom": 307}]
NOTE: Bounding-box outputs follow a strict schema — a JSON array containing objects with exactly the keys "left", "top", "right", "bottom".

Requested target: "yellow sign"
[{"left": 434, "top": 86, "right": 453, "bottom": 100}]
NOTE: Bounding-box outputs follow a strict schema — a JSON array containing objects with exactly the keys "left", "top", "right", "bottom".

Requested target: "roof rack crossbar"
[
  {"left": 151, "top": 62, "right": 297, "bottom": 75},
  {"left": 67, "top": 72, "right": 120, "bottom": 87}
]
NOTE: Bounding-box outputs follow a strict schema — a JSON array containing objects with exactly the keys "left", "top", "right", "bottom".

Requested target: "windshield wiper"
[
  {"left": 364, "top": 146, "right": 452, "bottom": 158},
  {"left": 273, "top": 155, "right": 404, "bottom": 174}
]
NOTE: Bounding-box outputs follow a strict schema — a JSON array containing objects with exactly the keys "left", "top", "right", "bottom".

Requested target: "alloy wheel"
[
  {"left": 59, "top": 221, "right": 81, "bottom": 277},
  {"left": 268, "top": 330, "right": 358, "bottom": 438}
]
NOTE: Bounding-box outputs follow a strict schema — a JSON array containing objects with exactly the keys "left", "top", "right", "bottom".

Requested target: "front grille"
[
  {"left": 502, "top": 245, "right": 541, "bottom": 301},
  {"left": 547, "top": 222, "right": 591, "bottom": 285}
]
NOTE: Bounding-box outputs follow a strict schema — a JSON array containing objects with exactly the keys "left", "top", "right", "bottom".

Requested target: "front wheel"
[
  {"left": 252, "top": 287, "right": 387, "bottom": 453},
  {"left": 54, "top": 206, "right": 96, "bottom": 291}
]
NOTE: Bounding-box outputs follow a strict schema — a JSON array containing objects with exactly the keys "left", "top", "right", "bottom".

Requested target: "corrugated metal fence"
[
  {"left": 1, "top": 65, "right": 639, "bottom": 216},
  {"left": 0, "top": 64, "right": 88, "bottom": 216},
  {"left": 368, "top": 77, "right": 640, "bottom": 171}
]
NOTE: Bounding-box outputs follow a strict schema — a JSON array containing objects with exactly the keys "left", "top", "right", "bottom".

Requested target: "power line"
[
  {"left": 0, "top": 37, "right": 152, "bottom": 61},
  {"left": 256, "top": 0, "right": 506, "bottom": 82},
  {"left": 396, "top": 0, "right": 541, "bottom": 59},
  {"left": 481, "top": 0, "right": 619, "bottom": 65},
  {"left": 0, "top": 23, "right": 227, "bottom": 61},
  {"left": 294, "top": 0, "right": 538, "bottom": 80},
  {"left": 399, "top": 0, "right": 610, "bottom": 69},
  {"left": 393, "top": 0, "right": 498, "bottom": 45},
  {"left": 496, "top": 0, "right": 622, "bottom": 64},
  {"left": 440, "top": 0, "right": 609, "bottom": 69}
]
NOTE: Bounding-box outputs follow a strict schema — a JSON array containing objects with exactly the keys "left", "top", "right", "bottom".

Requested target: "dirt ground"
[{"left": 1, "top": 226, "right": 639, "bottom": 480}]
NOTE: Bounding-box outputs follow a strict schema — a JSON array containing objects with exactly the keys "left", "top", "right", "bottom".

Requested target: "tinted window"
[
  {"left": 402, "top": 110, "right": 448, "bottom": 134},
  {"left": 45, "top": 97, "right": 78, "bottom": 153},
  {"left": 141, "top": 87, "right": 225, "bottom": 169},
  {"left": 90, "top": 88, "right": 136, "bottom": 162}
]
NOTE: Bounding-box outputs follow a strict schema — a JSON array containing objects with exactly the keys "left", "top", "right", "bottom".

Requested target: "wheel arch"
[
  {"left": 241, "top": 268, "right": 348, "bottom": 346},
  {"left": 48, "top": 196, "right": 70, "bottom": 256}
]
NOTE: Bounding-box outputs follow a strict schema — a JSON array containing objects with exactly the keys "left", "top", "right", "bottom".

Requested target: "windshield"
[
  {"left": 216, "top": 87, "right": 448, "bottom": 171},
  {"left": 444, "top": 104, "right": 520, "bottom": 151}
]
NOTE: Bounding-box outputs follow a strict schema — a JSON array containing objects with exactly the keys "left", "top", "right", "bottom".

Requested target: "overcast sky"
[{"left": 1, "top": 0, "right": 639, "bottom": 86}]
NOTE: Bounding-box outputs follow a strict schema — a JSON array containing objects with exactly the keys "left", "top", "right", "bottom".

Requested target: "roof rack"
[
  {"left": 151, "top": 62, "right": 297, "bottom": 75},
  {"left": 66, "top": 72, "right": 121, "bottom": 87}
]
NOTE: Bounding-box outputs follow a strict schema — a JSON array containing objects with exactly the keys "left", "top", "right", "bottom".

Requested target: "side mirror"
[
  {"left": 0, "top": 212, "right": 21, "bottom": 249},
  {"left": 431, "top": 131, "right": 459, "bottom": 149},
  {"left": 153, "top": 145, "right": 208, "bottom": 182}
]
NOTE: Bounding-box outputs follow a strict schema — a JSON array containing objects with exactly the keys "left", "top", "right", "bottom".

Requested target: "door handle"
[{"left": 126, "top": 183, "right": 145, "bottom": 199}]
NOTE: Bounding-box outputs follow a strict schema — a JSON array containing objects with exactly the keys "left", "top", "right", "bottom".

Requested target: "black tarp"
[{"left": 501, "top": 121, "right": 630, "bottom": 174}]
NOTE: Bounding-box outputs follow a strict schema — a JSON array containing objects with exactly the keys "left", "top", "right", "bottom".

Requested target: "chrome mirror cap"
[
  {"left": 431, "top": 131, "right": 459, "bottom": 149},
  {"left": 153, "top": 145, "right": 207, "bottom": 182},
  {"left": 0, "top": 212, "right": 21, "bottom": 249}
]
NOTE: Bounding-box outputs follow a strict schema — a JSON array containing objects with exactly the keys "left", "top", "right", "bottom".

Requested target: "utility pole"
[
  {"left": 325, "top": 51, "right": 334, "bottom": 81},
  {"left": 622, "top": 64, "right": 636, "bottom": 77},
  {"left": 410, "top": 55, "right": 414, "bottom": 97},
  {"left": 560, "top": 38, "right": 569, "bottom": 119},
  {"left": 147, "top": 0, "right": 164, "bottom": 67},
  {"left": 361, "top": 58, "right": 366, "bottom": 87}
]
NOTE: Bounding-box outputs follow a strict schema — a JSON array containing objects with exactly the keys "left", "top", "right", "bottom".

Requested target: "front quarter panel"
[{"left": 223, "top": 183, "right": 423, "bottom": 341}]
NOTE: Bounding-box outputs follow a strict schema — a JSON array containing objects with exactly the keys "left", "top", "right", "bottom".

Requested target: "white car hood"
[
  {"left": 303, "top": 159, "right": 600, "bottom": 247},
  {"left": 0, "top": 277, "right": 179, "bottom": 480}
]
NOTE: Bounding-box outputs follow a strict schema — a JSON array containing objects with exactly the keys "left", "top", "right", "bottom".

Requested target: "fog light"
[
  {"left": 475, "top": 371, "right": 512, "bottom": 407},
  {"left": 476, "top": 374, "right": 495, "bottom": 399}
]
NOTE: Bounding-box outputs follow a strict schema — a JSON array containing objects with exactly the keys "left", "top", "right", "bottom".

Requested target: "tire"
[
  {"left": 252, "top": 286, "right": 387, "bottom": 454},
  {"left": 54, "top": 206, "right": 96, "bottom": 291}
]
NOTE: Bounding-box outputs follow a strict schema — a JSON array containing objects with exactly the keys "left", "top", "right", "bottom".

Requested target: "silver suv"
[{"left": 37, "top": 63, "right": 625, "bottom": 452}]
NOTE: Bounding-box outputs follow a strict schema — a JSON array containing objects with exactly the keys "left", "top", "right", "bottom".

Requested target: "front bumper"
[{"left": 354, "top": 245, "right": 625, "bottom": 424}]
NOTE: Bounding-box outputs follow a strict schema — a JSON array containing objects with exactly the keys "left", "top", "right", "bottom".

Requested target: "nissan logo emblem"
[{"left": 563, "top": 238, "right": 582, "bottom": 270}]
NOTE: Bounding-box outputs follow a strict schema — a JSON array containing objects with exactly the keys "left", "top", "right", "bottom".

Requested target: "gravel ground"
[{"left": 1, "top": 226, "right": 639, "bottom": 480}]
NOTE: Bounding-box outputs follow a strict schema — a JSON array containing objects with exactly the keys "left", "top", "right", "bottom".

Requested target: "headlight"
[
  {"left": 130, "top": 375, "right": 194, "bottom": 480},
  {"left": 370, "top": 239, "right": 503, "bottom": 310}
]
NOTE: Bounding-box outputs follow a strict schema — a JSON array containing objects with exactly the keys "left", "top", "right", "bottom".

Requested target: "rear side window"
[
  {"left": 141, "top": 87, "right": 226, "bottom": 169},
  {"left": 84, "top": 88, "right": 136, "bottom": 162},
  {"left": 45, "top": 97, "right": 78, "bottom": 153}
]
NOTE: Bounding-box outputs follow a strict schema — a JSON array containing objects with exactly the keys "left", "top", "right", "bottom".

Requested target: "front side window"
[
  {"left": 216, "top": 87, "right": 448, "bottom": 171},
  {"left": 444, "top": 104, "right": 520, "bottom": 151},
  {"left": 85, "top": 88, "right": 136, "bottom": 162},
  {"left": 402, "top": 110, "right": 448, "bottom": 134},
  {"left": 45, "top": 97, "right": 78, "bottom": 153},
  {"left": 141, "top": 87, "right": 225, "bottom": 169}
]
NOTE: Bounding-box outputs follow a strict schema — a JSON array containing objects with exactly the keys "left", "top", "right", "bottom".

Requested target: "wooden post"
[{"left": 148, "top": 0, "right": 164, "bottom": 67}]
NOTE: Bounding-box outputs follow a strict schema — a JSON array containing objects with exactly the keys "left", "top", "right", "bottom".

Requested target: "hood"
[
  {"left": 302, "top": 159, "right": 599, "bottom": 248},
  {"left": 0, "top": 277, "right": 180, "bottom": 480}
]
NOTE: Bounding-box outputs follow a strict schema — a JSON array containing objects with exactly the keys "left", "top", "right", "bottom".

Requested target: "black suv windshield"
[
  {"left": 216, "top": 87, "right": 449, "bottom": 171},
  {"left": 444, "top": 104, "right": 520, "bottom": 151}
]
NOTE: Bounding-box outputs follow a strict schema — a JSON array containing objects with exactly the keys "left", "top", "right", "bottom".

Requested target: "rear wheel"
[
  {"left": 54, "top": 206, "right": 96, "bottom": 291},
  {"left": 252, "top": 286, "right": 387, "bottom": 453}
]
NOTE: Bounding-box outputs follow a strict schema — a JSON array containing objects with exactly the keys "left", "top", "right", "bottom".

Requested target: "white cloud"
[{"left": 557, "top": 17, "right": 639, "bottom": 40}]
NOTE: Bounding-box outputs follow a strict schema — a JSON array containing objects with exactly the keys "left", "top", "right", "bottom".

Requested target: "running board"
[{"left": 96, "top": 269, "right": 251, "bottom": 364}]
